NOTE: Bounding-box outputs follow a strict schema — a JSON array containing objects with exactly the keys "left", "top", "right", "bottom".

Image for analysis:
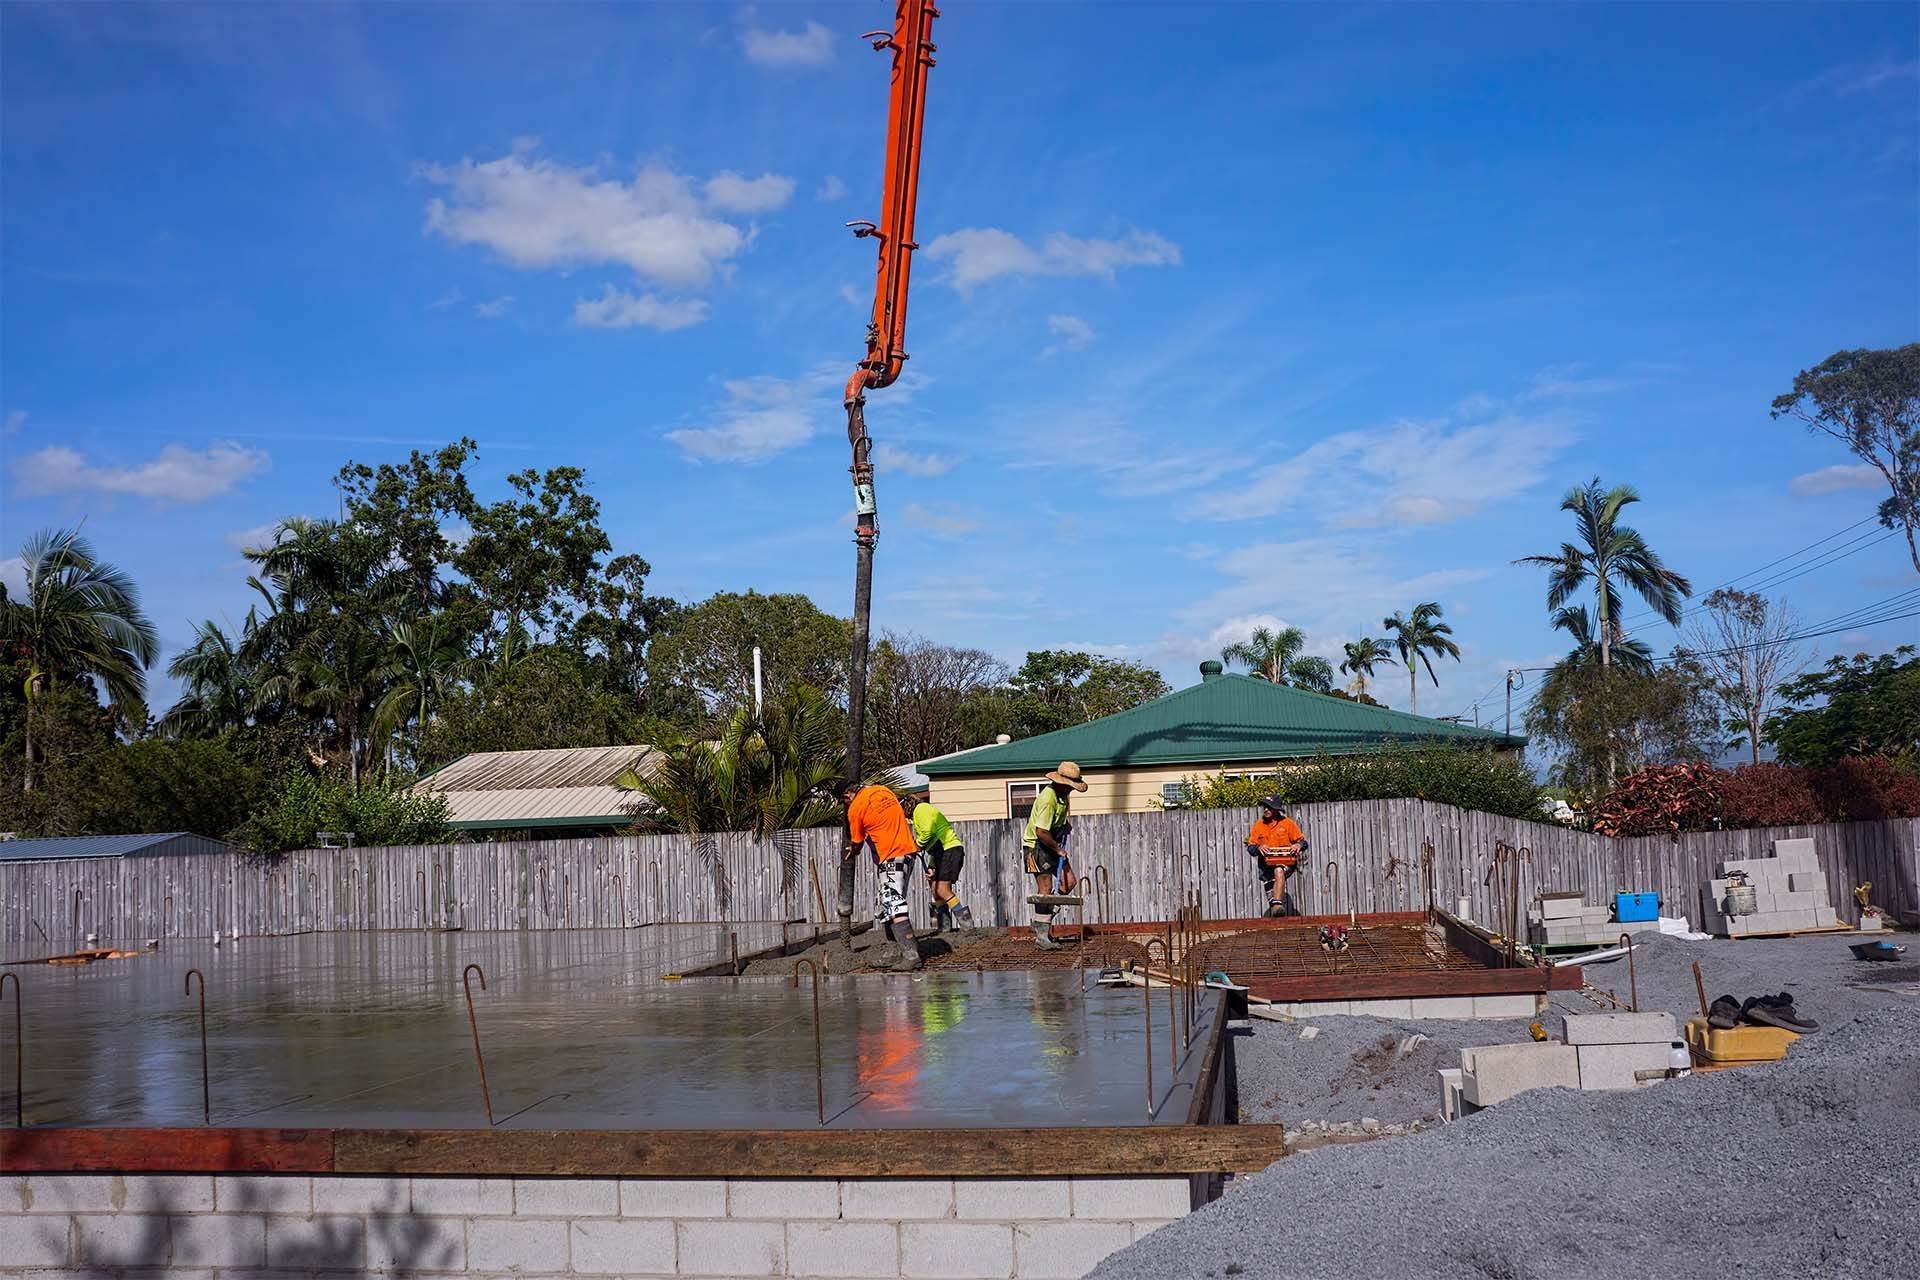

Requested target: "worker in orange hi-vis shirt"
[
  {"left": 1246, "top": 796, "right": 1307, "bottom": 918},
  {"left": 837, "top": 778, "right": 925, "bottom": 971}
]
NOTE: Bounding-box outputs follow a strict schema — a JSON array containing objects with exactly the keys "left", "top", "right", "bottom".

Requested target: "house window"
[
  {"left": 1222, "top": 771, "right": 1279, "bottom": 785},
  {"left": 1007, "top": 781, "right": 1046, "bottom": 821},
  {"left": 1161, "top": 781, "right": 1195, "bottom": 809}
]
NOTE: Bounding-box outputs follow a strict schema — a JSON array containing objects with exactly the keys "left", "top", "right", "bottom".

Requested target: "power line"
[
  {"left": 1623, "top": 528, "right": 1896, "bottom": 635},
  {"left": 1613, "top": 516, "right": 1883, "bottom": 629}
]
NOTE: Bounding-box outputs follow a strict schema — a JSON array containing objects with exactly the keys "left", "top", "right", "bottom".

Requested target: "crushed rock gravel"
[{"left": 1096, "top": 930, "right": 1919, "bottom": 1280}]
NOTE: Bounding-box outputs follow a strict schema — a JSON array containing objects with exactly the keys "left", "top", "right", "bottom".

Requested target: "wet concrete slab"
[{"left": 9, "top": 927, "right": 1218, "bottom": 1131}]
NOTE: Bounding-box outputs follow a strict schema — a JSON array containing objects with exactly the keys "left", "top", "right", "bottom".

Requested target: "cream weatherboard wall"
[{"left": 928, "top": 761, "right": 1282, "bottom": 822}]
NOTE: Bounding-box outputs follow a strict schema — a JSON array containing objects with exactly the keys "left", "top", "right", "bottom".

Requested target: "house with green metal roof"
[{"left": 918, "top": 660, "right": 1524, "bottom": 820}]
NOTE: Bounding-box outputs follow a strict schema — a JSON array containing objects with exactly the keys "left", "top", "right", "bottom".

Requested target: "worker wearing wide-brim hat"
[
  {"left": 1247, "top": 795, "right": 1306, "bottom": 917},
  {"left": 1022, "top": 761, "right": 1087, "bottom": 950}
]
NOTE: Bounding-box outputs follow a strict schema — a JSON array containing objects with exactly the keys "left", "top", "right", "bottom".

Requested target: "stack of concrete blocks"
[
  {"left": 1562, "top": 1012, "right": 1681, "bottom": 1090},
  {"left": 1699, "top": 836, "right": 1842, "bottom": 937},
  {"left": 1527, "top": 892, "right": 1658, "bottom": 949}
]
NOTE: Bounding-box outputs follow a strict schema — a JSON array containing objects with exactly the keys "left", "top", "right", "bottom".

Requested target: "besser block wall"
[{"left": 1, "top": 1173, "right": 1192, "bottom": 1280}]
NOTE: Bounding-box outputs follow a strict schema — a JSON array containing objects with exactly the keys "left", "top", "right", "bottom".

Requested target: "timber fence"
[{"left": 5, "top": 801, "right": 1917, "bottom": 952}]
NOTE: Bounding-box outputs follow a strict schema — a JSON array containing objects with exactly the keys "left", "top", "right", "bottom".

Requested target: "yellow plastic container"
[{"left": 1684, "top": 1016, "right": 1800, "bottom": 1067}]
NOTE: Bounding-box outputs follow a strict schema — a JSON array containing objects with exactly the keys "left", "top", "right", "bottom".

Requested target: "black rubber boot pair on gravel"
[{"left": 1708, "top": 992, "right": 1818, "bottom": 1031}]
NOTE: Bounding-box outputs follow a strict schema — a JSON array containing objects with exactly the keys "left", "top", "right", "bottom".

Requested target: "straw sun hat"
[{"left": 1045, "top": 761, "right": 1089, "bottom": 792}]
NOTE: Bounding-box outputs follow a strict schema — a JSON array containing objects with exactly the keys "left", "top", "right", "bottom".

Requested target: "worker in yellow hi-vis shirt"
[{"left": 902, "top": 794, "right": 973, "bottom": 932}]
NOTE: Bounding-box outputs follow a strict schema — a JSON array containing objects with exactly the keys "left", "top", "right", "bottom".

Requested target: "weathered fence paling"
[{"left": 3, "top": 803, "right": 1915, "bottom": 949}]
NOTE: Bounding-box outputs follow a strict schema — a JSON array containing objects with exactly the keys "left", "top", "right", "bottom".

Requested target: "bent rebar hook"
[
  {"left": 2, "top": 972, "right": 20, "bottom": 1127},
  {"left": 462, "top": 963, "right": 494, "bottom": 1125},
  {"left": 184, "top": 969, "right": 209, "bottom": 1125},
  {"left": 792, "top": 958, "right": 825, "bottom": 1125}
]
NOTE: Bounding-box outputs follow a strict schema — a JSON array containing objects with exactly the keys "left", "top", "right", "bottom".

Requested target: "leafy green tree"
[
  {"left": 234, "top": 771, "right": 452, "bottom": 857},
  {"left": 1515, "top": 478, "right": 1691, "bottom": 669},
  {"left": 1, "top": 527, "right": 158, "bottom": 788},
  {"left": 1381, "top": 602, "right": 1461, "bottom": 715},
  {"left": 456, "top": 463, "right": 611, "bottom": 648},
  {"left": 1289, "top": 655, "right": 1336, "bottom": 694},
  {"left": 1220, "top": 625, "right": 1304, "bottom": 683},
  {"left": 1772, "top": 345, "right": 1920, "bottom": 574},
  {"left": 571, "top": 552, "right": 676, "bottom": 707},
  {"left": 1178, "top": 743, "right": 1543, "bottom": 820},
  {"left": 163, "top": 619, "right": 259, "bottom": 737},
  {"left": 333, "top": 438, "right": 480, "bottom": 610},
  {"left": 0, "top": 681, "right": 118, "bottom": 833},
  {"left": 1525, "top": 657, "right": 1721, "bottom": 798},
  {"left": 79, "top": 737, "right": 264, "bottom": 840},
  {"left": 864, "top": 633, "right": 1009, "bottom": 767},
  {"left": 1765, "top": 647, "right": 1920, "bottom": 769},
  {"left": 646, "top": 591, "right": 851, "bottom": 720},
  {"left": 372, "top": 618, "right": 479, "bottom": 771},
  {"left": 1551, "top": 605, "right": 1654, "bottom": 673},
  {"left": 1007, "top": 650, "right": 1171, "bottom": 736},
  {"left": 1339, "top": 638, "right": 1397, "bottom": 699},
  {"left": 419, "top": 648, "right": 648, "bottom": 769}
]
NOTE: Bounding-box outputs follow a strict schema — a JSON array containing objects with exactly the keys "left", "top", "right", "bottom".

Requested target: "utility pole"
[{"left": 1505, "top": 669, "right": 1524, "bottom": 736}]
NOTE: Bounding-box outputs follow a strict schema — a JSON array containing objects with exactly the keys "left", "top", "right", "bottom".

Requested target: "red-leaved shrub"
[
  {"left": 1809, "top": 756, "right": 1920, "bottom": 822},
  {"left": 1591, "top": 762, "right": 1724, "bottom": 838},
  {"left": 1718, "top": 763, "right": 1823, "bottom": 829}
]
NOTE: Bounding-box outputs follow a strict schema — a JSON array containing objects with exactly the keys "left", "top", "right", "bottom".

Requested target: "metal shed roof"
[
  {"left": 0, "top": 832, "right": 234, "bottom": 863},
  {"left": 413, "top": 745, "right": 659, "bottom": 830},
  {"left": 918, "top": 669, "right": 1524, "bottom": 777}
]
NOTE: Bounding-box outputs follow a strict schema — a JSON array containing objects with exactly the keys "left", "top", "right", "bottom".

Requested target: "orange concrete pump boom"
[{"left": 842, "top": 0, "right": 939, "bottom": 788}]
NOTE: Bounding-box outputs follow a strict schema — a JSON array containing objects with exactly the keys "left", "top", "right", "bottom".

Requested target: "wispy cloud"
[
  {"left": 473, "top": 295, "right": 514, "bottom": 319},
  {"left": 427, "top": 289, "right": 464, "bottom": 311},
  {"left": 667, "top": 373, "right": 822, "bottom": 463},
  {"left": 902, "top": 502, "right": 980, "bottom": 538},
  {"left": 1791, "top": 57, "right": 1919, "bottom": 99},
  {"left": 923, "top": 227, "right": 1180, "bottom": 295},
  {"left": 703, "top": 170, "right": 796, "bottom": 214},
  {"left": 874, "top": 441, "right": 958, "bottom": 477},
  {"left": 737, "top": 6, "right": 835, "bottom": 69},
  {"left": 816, "top": 175, "right": 847, "bottom": 202},
  {"left": 1519, "top": 363, "right": 1645, "bottom": 401},
  {"left": 572, "top": 286, "right": 709, "bottom": 332},
  {"left": 223, "top": 520, "right": 297, "bottom": 554},
  {"left": 839, "top": 282, "right": 864, "bottom": 309},
  {"left": 1043, "top": 313, "right": 1096, "bottom": 355},
  {"left": 1790, "top": 462, "right": 1883, "bottom": 497},
  {"left": 12, "top": 442, "right": 270, "bottom": 505}
]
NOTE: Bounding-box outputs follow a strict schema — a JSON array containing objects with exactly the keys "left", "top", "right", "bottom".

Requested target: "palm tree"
[
  {"left": 162, "top": 619, "right": 254, "bottom": 736},
  {"left": 1382, "top": 602, "right": 1461, "bottom": 715},
  {"left": 1551, "top": 605, "right": 1654, "bottom": 673},
  {"left": 1514, "top": 477, "right": 1692, "bottom": 670},
  {"left": 372, "top": 618, "right": 477, "bottom": 771},
  {"left": 1, "top": 527, "right": 158, "bottom": 788},
  {"left": 1339, "top": 637, "right": 1397, "bottom": 699},
  {"left": 1220, "top": 624, "right": 1306, "bottom": 683},
  {"left": 1289, "top": 655, "right": 1336, "bottom": 694}
]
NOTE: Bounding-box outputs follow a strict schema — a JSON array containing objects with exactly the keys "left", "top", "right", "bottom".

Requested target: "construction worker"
[
  {"left": 1023, "top": 761, "right": 1087, "bottom": 951},
  {"left": 902, "top": 794, "right": 973, "bottom": 932},
  {"left": 838, "top": 778, "right": 924, "bottom": 971},
  {"left": 1247, "top": 796, "right": 1306, "bottom": 917}
]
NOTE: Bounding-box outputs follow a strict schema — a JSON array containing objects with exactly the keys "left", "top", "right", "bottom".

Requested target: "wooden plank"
[
  {"left": 336, "top": 1124, "right": 1289, "bottom": 1177},
  {"left": 2, "top": 1127, "right": 334, "bottom": 1173}
]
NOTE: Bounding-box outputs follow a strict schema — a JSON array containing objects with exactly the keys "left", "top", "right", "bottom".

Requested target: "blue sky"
[{"left": 4, "top": 1, "right": 1917, "bottom": 726}]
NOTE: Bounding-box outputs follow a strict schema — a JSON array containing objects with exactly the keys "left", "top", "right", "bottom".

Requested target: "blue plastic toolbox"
[{"left": 1616, "top": 891, "right": 1659, "bottom": 922}]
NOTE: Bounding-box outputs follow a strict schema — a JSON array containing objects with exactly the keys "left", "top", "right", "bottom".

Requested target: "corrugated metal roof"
[
  {"left": 0, "top": 832, "right": 234, "bottom": 862},
  {"left": 414, "top": 745, "right": 659, "bottom": 830},
  {"left": 919, "top": 671, "right": 1525, "bottom": 777}
]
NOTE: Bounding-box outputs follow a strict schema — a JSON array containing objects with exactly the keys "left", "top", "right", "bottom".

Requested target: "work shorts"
[
  {"left": 877, "top": 860, "right": 911, "bottom": 921},
  {"left": 1024, "top": 843, "right": 1060, "bottom": 876},
  {"left": 925, "top": 845, "right": 965, "bottom": 883}
]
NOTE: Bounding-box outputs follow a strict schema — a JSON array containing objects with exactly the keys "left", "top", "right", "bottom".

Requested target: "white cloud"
[
  {"left": 427, "top": 288, "right": 464, "bottom": 311},
  {"left": 0, "top": 556, "right": 25, "bottom": 599},
  {"left": 816, "top": 175, "right": 847, "bottom": 202},
  {"left": 902, "top": 503, "right": 979, "bottom": 538},
  {"left": 1790, "top": 463, "right": 1883, "bottom": 497},
  {"left": 223, "top": 520, "right": 295, "bottom": 553},
  {"left": 1794, "top": 57, "right": 1920, "bottom": 98},
  {"left": 1519, "top": 364, "right": 1642, "bottom": 401},
  {"left": 473, "top": 295, "right": 514, "bottom": 318},
  {"left": 12, "top": 442, "right": 269, "bottom": 505},
  {"left": 2, "top": 409, "right": 24, "bottom": 437},
  {"left": 667, "top": 375, "right": 819, "bottom": 463},
  {"left": 703, "top": 170, "right": 796, "bottom": 214},
  {"left": 1043, "top": 313, "right": 1096, "bottom": 354},
  {"left": 839, "top": 282, "right": 864, "bottom": 309},
  {"left": 420, "top": 145, "right": 770, "bottom": 291},
  {"left": 923, "top": 227, "right": 1180, "bottom": 294},
  {"left": 738, "top": 7, "right": 835, "bottom": 68},
  {"left": 571, "top": 286, "right": 710, "bottom": 332},
  {"left": 874, "top": 441, "right": 957, "bottom": 477}
]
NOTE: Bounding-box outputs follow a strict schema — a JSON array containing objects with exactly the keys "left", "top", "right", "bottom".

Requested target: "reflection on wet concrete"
[{"left": 11, "top": 927, "right": 1215, "bottom": 1130}]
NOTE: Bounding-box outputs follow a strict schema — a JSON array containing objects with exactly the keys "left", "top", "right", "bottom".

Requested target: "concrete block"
[
  {"left": 569, "top": 1218, "right": 676, "bottom": 1275},
  {"left": 842, "top": 1178, "right": 954, "bottom": 1221},
  {"left": 214, "top": 1174, "right": 310, "bottom": 1214},
  {"left": 1349, "top": 998, "right": 1414, "bottom": 1018},
  {"left": 117, "top": 1175, "right": 215, "bottom": 1215},
  {"left": 1577, "top": 906, "right": 1613, "bottom": 921},
  {"left": 1292, "top": 1000, "right": 1351, "bottom": 1016},
  {"left": 1472, "top": 994, "right": 1541, "bottom": 1019},
  {"left": 677, "top": 1220, "right": 785, "bottom": 1277},
  {"left": 169, "top": 1213, "right": 266, "bottom": 1268},
  {"left": 26, "top": 1176, "right": 120, "bottom": 1212},
  {"left": 729, "top": 1178, "right": 841, "bottom": 1219},
  {"left": 620, "top": 1178, "right": 727, "bottom": 1218},
  {"left": 1437, "top": 1067, "right": 1463, "bottom": 1122},
  {"left": 1788, "top": 908, "right": 1821, "bottom": 931},
  {"left": 75, "top": 1214, "right": 164, "bottom": 1268},
  {"left": 312, "top": 1175, "right": 409, "bottom": 1216},
  {"left": 0, "top": 1214, "right": 71, "bottom": 1267},
  {"left": 897, "top": 1222, "right": 1013, "bottom": 1278},
  {"left": 1406, "top": 996, "right": 1478, "bottom": 1019},
  {"left": 953, "top": 1178, "right": 1072, "bottom": 1221},
  {"left": 1773, "top": 891, "right": 1816, "bottom": 912},
  {"left": 468, "top": 1217, "right": 569, "bottom": 1273},
  {"left": 1859, "top": 912, "right": 1883, "bottom": 930},
  {"left": 1013, "top": 1221, "right": 1132, "bottom": 1279},
  {"left": 1772, "top": 837, "right": 1816, "bottom": 861},
  {"left": 786, "top": 1221, "right": 901, "bottom": 1278},
  {"left": 1071, "top": 1177, "right": 1190, "bottom": 1220},
  {"left": 265, "top": 1214, "right": 367, "bottom": 1270},
  {"left": 515, "top": 1176, "right": 618, "bottom": 1217},
  {"left": 411, "top": 1177, "right": 515, "bottom": 1216},
  {"left": 1576, "top": 1040, "right": 1677, "bottom": 1090},
  {"left": 1539, "top": 896, "right": 1584, "bottom": 921},
  {"left": 1460, "top": 1042, "right": 1579, "bottom": 1106},
  {"left": 1562, "top": 1011, "right": 1677, "bottom": 1045},
  {"left": 364, "top": 1214, "right": 465, "bottom": 1272},
  {"left": 1788, "top": 872, "right": 1826, "bottom": 895}
]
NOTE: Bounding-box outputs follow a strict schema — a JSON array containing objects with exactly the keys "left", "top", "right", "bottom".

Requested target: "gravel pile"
[{"left": 1098, "top": 934, "right": 1920, "bottom": 1279}]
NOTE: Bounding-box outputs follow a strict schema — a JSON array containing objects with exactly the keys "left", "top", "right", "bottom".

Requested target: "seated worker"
[
  {"left": 1023, "top": 760, "right": 1087, "bottom": 950},
  {"left": 838, "top": 778, "right": 924, "bottom": 971},
  {"left": 1247, "top": 796, "right": 1306, "bottom": 917},
  {"left": 902, "top": 794, "right": 973, "bottom": 932}
]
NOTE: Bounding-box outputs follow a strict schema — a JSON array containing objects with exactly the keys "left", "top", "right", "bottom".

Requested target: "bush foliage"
[
  {"left": 1178, "top": 743, "right": 1546, "bottom": 821},
  {"left": 1594, "top": 756, "right": 1920, "bottom": 837},
  {"left": 235, "top": 771, "right": 452, "bottom": 858}
]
